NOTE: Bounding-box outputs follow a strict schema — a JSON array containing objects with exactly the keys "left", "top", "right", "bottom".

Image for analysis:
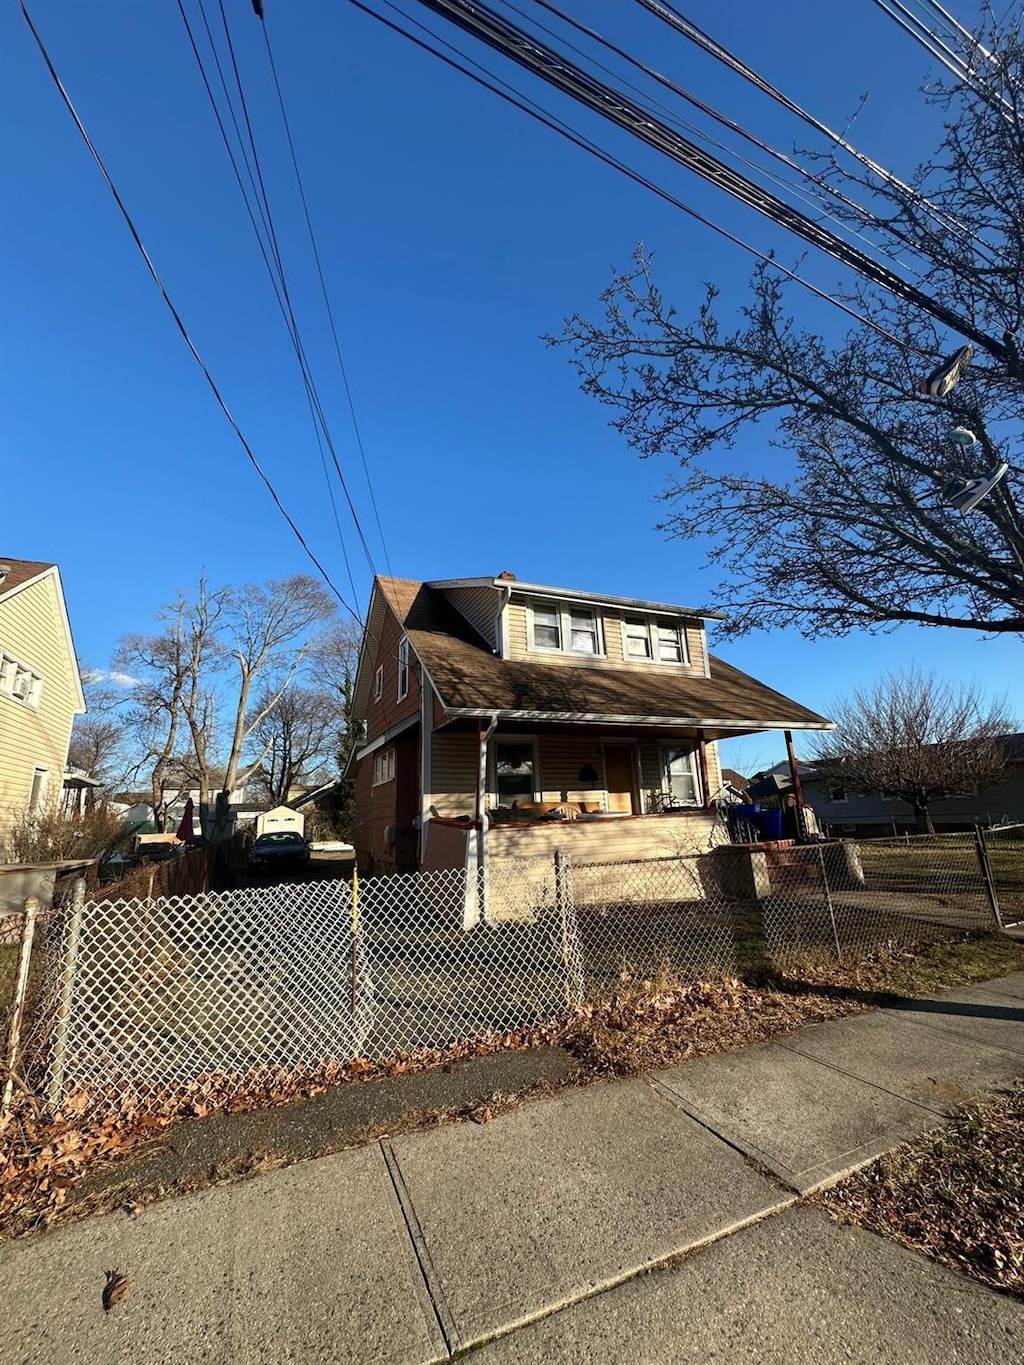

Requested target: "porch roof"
[{"left": 384, "top": 579, "right": 830, "bottom": 735}]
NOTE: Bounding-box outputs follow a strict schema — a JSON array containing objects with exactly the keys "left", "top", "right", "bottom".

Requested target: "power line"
[
  {"left": 406, "top": 0, "right": 1007, "bottom": 359},
  {"left": 258, "top": 12, "right": 394, "bottom": 578},
  {"left": 634, "top": 0, "right": 1003, "bottom": 264},
  {"left": 179, "top": 0, "right": 361, "bottom": 609},
  {"left": 495, "top": 0, "right": 935, "bottom": 283},
  {"left": 351, "top": 0, "right": 928, "bottom": 353},
  {"left": 207, "top": 0, "right": 383, "bottom": 583},
  {"left": 17, "top": 0, "right": 362, "bottom": 622}
]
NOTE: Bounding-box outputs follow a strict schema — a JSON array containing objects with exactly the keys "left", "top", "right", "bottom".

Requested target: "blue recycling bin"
[{"left": 756, "top": 808, "right": 785, "bottom": 841}]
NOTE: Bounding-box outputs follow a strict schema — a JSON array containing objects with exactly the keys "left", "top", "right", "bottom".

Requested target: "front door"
[{"left": 603, "top": 744, "right": 638, "bottom": 815}]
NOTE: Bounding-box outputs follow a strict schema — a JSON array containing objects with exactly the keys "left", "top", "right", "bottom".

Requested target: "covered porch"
[{"left": 421, "top": 719, "right": 808, "bottom": 870}]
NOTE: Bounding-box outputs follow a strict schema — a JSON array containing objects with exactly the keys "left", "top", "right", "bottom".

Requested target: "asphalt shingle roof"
[{"left": 376, "top": 578, "right": 830, "bottom": 730}]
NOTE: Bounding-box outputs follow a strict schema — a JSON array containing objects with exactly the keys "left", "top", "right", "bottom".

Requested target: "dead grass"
[
  {"left": 817, "top": 1083, "right": 1024, "bottom": 1297},
  {"left": 560, "top": 933, "right": 1024, "bottom": 1076}
]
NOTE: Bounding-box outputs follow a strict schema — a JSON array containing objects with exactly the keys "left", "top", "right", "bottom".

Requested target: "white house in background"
[{"left": 255, "top": 805, "right": 305, "bottom": 838}]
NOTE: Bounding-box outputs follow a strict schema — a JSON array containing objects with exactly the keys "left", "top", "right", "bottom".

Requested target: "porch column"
[
  {"left": 784, "top": 730, "right": 804, "bottom": 805},
  {"left": 696, "top": 731, "right": 713, "bottom": 809}
]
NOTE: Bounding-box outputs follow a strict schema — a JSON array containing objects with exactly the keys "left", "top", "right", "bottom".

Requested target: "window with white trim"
[
  {"left": 528, "top": 602, "right": 603, "bottom": 656},
  {"left": 397, "top": 637, "right": 409, "bottom": 700},
  {"left": 0, "top": 652, "right": 43, "bottom": 708},
  {"left": 661, "top": 747, "right": 700, "bottom": 806},
  {"left": 372, "top": 747, "right": 395, "bottom": 785},
  {"left": 372, "top": 665, "right": 383, "bottom": 702},
  {"left": 494, "top": 739, "right": 539, "bottom": 805},
  {"left": 624, "top": 616, "right": 653, "bottom": 659},
  {"left": 621, "top": 618, "right": 688, "bottom": 665}
]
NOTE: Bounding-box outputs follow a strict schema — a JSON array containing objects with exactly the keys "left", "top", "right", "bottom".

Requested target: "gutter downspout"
[
  {"left": 494, "top": 580, "right": 513, "bottom": 658},
  {"left": 476, "top": 715, "right": 498, "bottom": 922}
]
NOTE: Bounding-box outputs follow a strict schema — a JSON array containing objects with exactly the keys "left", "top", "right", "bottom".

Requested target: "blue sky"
[{"left": 3, "top": 1, "right": 1020, "bottom": 774}]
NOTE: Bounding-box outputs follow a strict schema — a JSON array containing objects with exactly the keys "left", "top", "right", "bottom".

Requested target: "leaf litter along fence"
[{"left": 16, "top": 830, "right": 1018, "bottom": 1118}]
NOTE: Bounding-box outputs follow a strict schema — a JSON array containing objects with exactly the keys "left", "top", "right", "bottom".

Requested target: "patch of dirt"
[{"left": 816, "top": 1082, "right": 1024, "bottom": 1297}]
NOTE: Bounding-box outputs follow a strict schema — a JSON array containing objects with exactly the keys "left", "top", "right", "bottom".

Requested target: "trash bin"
[{"left": 756, "top": 808, "right": 785, "bottom": 841}]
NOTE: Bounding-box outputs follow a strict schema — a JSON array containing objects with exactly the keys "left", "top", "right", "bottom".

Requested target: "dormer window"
[
  {"left": 621, "top": 617, "right": 689, "bottom": 666},
  {"left": 528, "top": 602, "right": 603, "bottom": 656}
]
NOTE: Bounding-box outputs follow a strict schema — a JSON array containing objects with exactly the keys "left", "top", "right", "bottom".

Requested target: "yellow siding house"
[{"left": 0, "top": 558, "right": 85, "bottom": 845}]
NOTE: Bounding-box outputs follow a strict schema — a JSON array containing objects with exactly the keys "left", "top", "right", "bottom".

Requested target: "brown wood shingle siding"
[{"left": 364, "top": 592, "right": 423, "bottom": 745}]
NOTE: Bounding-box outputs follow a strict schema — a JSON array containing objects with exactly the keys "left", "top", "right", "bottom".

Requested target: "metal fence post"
[
  {"left": 44, "top": 876, "right": 86, "bottom": 1115},
  {"left": 974, "top": 825, "right": 1004, "bottom": 930},
  {"left": 350, "top": 866, "right": 360, "bottom": 1022},
  {"left": 554, "top": 850, "right": 585, "bottom": 1006},
  {"left": 817, "top": 846, "right": 843, "bottom": 964},
  {"left": 1, "top": 896, "right": 40, "bottom": 1119}
]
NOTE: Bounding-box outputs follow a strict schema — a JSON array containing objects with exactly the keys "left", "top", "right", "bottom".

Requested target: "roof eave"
[
  {"left": 440, "top": 706, "right": 833, "bottom": 731},
  {"left": 503, "top": 580, "right": 727, "bottom": 621}
]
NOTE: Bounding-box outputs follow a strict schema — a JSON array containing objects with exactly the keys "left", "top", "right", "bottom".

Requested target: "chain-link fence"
[
  {"left": 13, "top": 830, "right": 1019, "bottom": 1117},
  {"left": 571, "top": 857, "right": 736, "bottom": 987}
]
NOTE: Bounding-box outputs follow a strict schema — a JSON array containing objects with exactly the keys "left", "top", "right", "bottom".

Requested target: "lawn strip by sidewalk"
[{"left": 815, "top": 1080, "right": 1024, "bottom": 1297}]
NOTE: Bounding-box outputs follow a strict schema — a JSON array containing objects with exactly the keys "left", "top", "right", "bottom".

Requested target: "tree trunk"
[{"left": 913, "top": 802, "right": 935, "bottom": 835}]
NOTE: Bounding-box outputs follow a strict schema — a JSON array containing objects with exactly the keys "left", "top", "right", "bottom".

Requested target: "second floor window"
[
  {"left": 529, "top": 602, "right": 602, "bottom": 656},
  {"left": 621, "top": 618, "right": 689, "bottom": 665},
  {"left": 0, "top": 652, "right": 43, "bottom": 708},
  {"left": 373, "top": 665, "right": 383, "bottom": 701},
  {"left": 624, "top": 617, "right": 652, "bottom": 659},
  {"left": 397, "top": 637, "right": 410, "bottom": 700}
]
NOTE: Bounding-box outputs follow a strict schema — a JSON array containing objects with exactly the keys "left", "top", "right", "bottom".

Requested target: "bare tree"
[
  {"left": 250, "top": 686, "right": 342, "bottom": 806},
  {"left": 811, "top": 670, "right": 1014, "bottom": 833},
  {"left": 106, "top": 575, "right": 336, "bottom": 837},
  {"left": 206, "top": 575, "right": 336, "bottom": 838},
  {"left": 115, "top": 599, "right": 198, "bottom": 832},
  {"left": 308, "top": 619, "right": 364, "bottom": 839},
  {"left": 554, "top": 21, "right": 1024, "bottom": 638}
]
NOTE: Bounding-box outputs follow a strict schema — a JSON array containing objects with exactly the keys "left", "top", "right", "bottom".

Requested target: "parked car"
[{"left": 248, "top": 831, "right": 310, "bottom": 873}]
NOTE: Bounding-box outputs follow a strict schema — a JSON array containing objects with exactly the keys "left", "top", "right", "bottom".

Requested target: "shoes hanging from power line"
[{"left": 917, "top": 343, "right": 973, "bottom": 397}]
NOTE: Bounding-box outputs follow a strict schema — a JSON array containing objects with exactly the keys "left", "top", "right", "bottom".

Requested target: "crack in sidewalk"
[{"left": 380, "top": 1139, "right": 462, "bottom": 1358}]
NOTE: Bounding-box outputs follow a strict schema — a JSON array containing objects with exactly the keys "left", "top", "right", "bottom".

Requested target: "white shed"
[{"left": 255, "top": 805, "right": 305, "bottom": 838}]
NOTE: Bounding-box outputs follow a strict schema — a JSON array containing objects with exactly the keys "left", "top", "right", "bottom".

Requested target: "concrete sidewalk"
[{"left": 2, "top": 974, "right": 1023, "bottom": 1363}]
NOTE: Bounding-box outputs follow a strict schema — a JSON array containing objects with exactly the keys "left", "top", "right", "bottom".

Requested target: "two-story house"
[
  {"left": 349, "top": 574, "right": 830, "bottom": 877},
  {"left": 0, "top": 558, "right": 86, "bottom": 846}
]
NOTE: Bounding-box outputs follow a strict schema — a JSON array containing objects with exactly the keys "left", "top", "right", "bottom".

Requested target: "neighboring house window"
[
  {"left": 529, "top": 602, "right": 603, "bottom": 656},
  {"left": 621, "top": 618, "right": 688, "bottom": 665},
  {"left": 829, "top": 786, "right": 848, "bottom": 803},
  {"left": 397, "top": 637, "right": 410, "bottom": 701},
  {"left": 373, "top": 748, "right": 395, "bottom": 785},
  {"left": 0, "top": 652, "right": 43, "bottom": 708},
  {"left": 661, "top": 747, "right": 700, "bottom": 806},
  {"left": 494, "top": 740, "right": 538, "bottom": 805},
  {"left": 373, "top": 665, "right": 383, "bottom": 701},
  {"left": 28, "top": 767, "right": 49, "bottom": 813}
]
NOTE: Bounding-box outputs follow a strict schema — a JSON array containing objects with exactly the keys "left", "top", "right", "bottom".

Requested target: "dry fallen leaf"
[{"left": 102, "top": 1270, "right": 130, "bottom": 1313}]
